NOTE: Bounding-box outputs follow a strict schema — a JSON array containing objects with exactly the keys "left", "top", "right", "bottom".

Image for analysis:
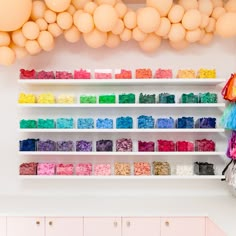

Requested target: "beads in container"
[
  {"left": 134, "top": 162, "right": 151, "bottom": 175},
  {"left": 176, "top": 165, "right": 193, "bottom": 175},
  {"left": 20, "top": 69, "right": 36, "bottom": 79},
  {"left": 139, "top": 93, "right": 155, "bottom": 103},
  {"left": 20, "top": 119, "right": 37, "bottom": 128},
  {"left": 74, "top": 69, "right": 91, "bottom": 79},
  {"left": 115, "top": 162, "right": 131, "bottom": 175},
  {"left": 19, "top": 139, "right": 38, "bottom": 151},
  {"left": 76, "top": 163, "right": 92, "bottom": 175},
  {"left": 56, "top": 118, "right": 74, "bottom": 129},
  {"left": 196, "top": 117, "right": 216, "bottom": 128},
  {"left": 115, "top": 69, "right": 132, "bottom": 79},
  {"left": 153, "top": 162, "right": 170, "bottom": 175},
  {"left": 96, "top": 140, "right": 113, "bottom": 151},
  {"left": 119, "top": 93, "right": 135, "bottom": 103},
  {"left": 57, "top": 94, "right": 75, "bottom": 104},
  {"left": 94, "top": 164, "right": 111, "bottom": 175},
  {"left": 77, "top": 118, "right": 94, "bottom": 129},
  {"left": 116, "top": 116, "right": 133, "bottom": 129},
  {"left": 154, "top": 69, "right": 172, "bottom": 78},
  {"left": 38, "top": 93, "right": 55, "bottom": 104},
  {"left": 19, "top": 162, "right": 37, "bottom": 175},
  {"left": 18, "top": 93, "right": 36, "bottom": 103},
  {"left": 80, "top": 95, "right": 97, "bottom": 104},
  {"left": 194, "top": 162, "right": 215, "bottom": 175},
  {"left": 96, "top": 118, "right": 113, "bottom": 129},
  {"left": 38, "top": 139, "right": 56, "bottom": 151},
  {"left": 138, "top": 141, "right": 155, "bottom": 152},
  {"left": 197, "top": 68, "right": 216, "bottom": 78},
  {"left": 116, "top": 138, "right": 133, "bottom": 152},
  {"left": 158, "top": 93, "right": 175, "bottom": 103},
  {"left": 57, "top": 141, "right": 74, "bottom": 151},
  {"left": 55, "top": 71, "right": 73, "bottom": 79},
  {"left": 181, "top": 93, "right": 198, "bottom": 103},
  {"left": 199, "top": 92, "right": 217, "bottom": 103},
  {"left": 138, "top": 115, "right": 154, "bottom": 128},
  {"left": 76, "top": 140, "right": 93, "bottom": 152},
  {"left": 56, "top": 163, "right": 74, "bottom": 175},
  {"left": 38, "top": 119, "right": 55, "bottom": 129},
  {"left": 195, "top": 139, "right": 215, "bottom": 152},
  {"left": 177, "top": 117, "right": 194, "bottom": 128},
  {"left": 157, "top": 140, "right": 175, "bottom": 152},
  {"left": 156, "top": 117, "right": 175, "bottom": 128},
  {"left": 95, "top": 69, "right": 112, "bottom": 79},
  {"left": 176, "top": 141, "right": 194, "bottom": 151},
  {"left": 37, "top": 163, "right": 56, "bottom": 175},
  {"left": 99, "top": 94, "right": 116, "bottom": 104},
  {"left": 37, "top": 70, "right": 55, "bottom": 79},
  {"left": 176, "top": 69, "right": 196, "bottom": 78},
  {"left": 136, "top": 68, "right": 152, "bottom": 78}
]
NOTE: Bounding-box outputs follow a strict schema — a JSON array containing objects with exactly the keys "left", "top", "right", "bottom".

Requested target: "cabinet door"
[
  {"left": 0, "top": 217, "right": 6, "bottom": 236},
  {"left": 84, "top": 217, "right": 121, "bottom": 236},
  {"left": 206, "top": 218, "right": 226, "bottom": 236},
  {"left": 161, "top": 217, "right": 205, "bottom": 236},
  {"left": 123, "top": 217, "right": 161, "bottom": 236},
  {"left": 7, "top": 217, "right": 44, "bottom": 236},
  {"left": 46, "top": 217, "right": 83, "bottom": 236}
]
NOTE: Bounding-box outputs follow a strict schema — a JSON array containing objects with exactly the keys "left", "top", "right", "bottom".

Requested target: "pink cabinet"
[
  {"left": 84, "top": 217, "right": 121, "bottom": 236},
  {"left": 206, "top": 218, "right": 226, "bottom": 236},
  {"left": 123, "top": 217, "right": 161, "bottom": 236},
  {"left": 161, "top": 217, "right": 205, "bottom": 236},
  {"left": 0, "top": 217, "right": 6, "bottom": 236},
  {"left": 46, "top": 217, "right": 83, "bottom": 236},
  {"left": 7, "top": 217, "right": 44, "bottom": 236}
]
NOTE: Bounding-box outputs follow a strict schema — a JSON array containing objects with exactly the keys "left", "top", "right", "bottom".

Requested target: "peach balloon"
[
  {"left": 25, "top": 40, "right": 42, "bottom": 55},
  {"left": 139, "top": 33, "right": 161, "bottom": 52},
  {"left": 182, "top": 9, "right": 202, "bottom": 30},
  {"left": 155, "top": 17, "right": 171, "bottom": 37},
  {"left": 44, "top": 10, "right": 57, "bottom": 24},
  {"left": 64, "top": 25, "right": 81, "bottom": 42},
  {"left": 225, "top": 0, "right": 236, "bottom": 12},
  {"left": 96, "top": 0, "right": 116, "bottom": 6},
  {"left": 211, "top": 0, "right": 223, "bottom": 8},
  {"left": 205, "top": 17, "right": 215, "bottom": 33},
  {"left": 178, "top": 0, "right": 198, "bottom": 10},
  {"left": 84, "top": 2, "right": 98, "bottom": 14},
  {"left": 45, "top": 0, "right": 71, "bottom": 12},
  {"left": 12, "top": 30, "right": 27, "bottom": 47},
  {"left": 146, "top": 0, "right": 173, "bottom": 17},
  {"left": 132, "top": 27, "right": 147, "bottom": 41},
  {"left": 67, "top": 4, "right": 76, "bottom": 14},
  {"left": 120, "top": 28, "right": 132, "bottom": 41},
  {"left": 168, "top": 23, "right": 186, "bottom": 42},
  {"left": 0, "top": 0, "right": 32, "bottom": 31},
  {"left": 169, "top": 39, "right": 189, "bottom": 50},
  {"left": 75, "top": 12, "right": 94, "bottom": 33},
  {"left": 10, "top": 44, "right": 28, "bottom": 59},
  {"left": 186, "top": 28, "right": 202, "bottom": 42},
  {"left": 216, "top": 12, "right": 236, "bottom": 37},
  {"left": 200, "top": 14, "right": 210, "bottom": 28},
  {"left": 73, "top": 10, "right": 84, "bottom": 25},
  {"left": 31, "top": 1, "right": 47, "bottom": 21},
  {"left": 22, "top": 21, "right": 40, "bottom": 40},
  {"left": 0, "top": 32, "right": 10, "bottom": 46},
  {"left": 48, "top": 23, "right": 63, "bottom": 37},
  {"left": 0, "top": 46, "right": 15, "bottom": 65},
  {"left": 105, "top": 32, "right": 121, "bottom": 48},
  {"left": 168, "top": 4, "right": 185, "bottom": 23},
  {"left": 198, "top": 0, "right": 213, "bottom": 16},
  {"left": 57, "top": 12, "right": 73, "bottom": 30},
  {"left": 115, "top": 2, "right": 128, "bottom": 18},
  {"left": 72, "top": 0, "right": 91, "bottom": 9},
  {"left": 94, "top": 4, "right": 118, "bottom": 32},
  {"left": 124, "top": 11, "right": 137, "bottom": 29},
  {"left": 211, "top": 7, "right": 226, "bottom": 20},
  {"left": 36, "top": 18, "right": 48, "bottom": 31},
  {"left": 199, "top": 32, "right": 213, "bottom": 44},
  {"left": 137, "top": 7, "right": 160, "bottom": 33},
  {"left": 112, "top": 19, "right": 124, "bottom": 35},
  {"left": 38, "top": 31, "right": 55, "bottom": 51},
  {"left": 83, "top": 28, "right": 107, "bottom": 48}
]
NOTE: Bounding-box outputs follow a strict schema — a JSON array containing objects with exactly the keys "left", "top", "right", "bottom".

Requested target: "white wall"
[{"left": 0, "top": 36, "right": 236, "bottom": 235}]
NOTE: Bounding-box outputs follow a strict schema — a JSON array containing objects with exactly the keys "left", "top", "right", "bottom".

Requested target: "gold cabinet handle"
[
  {"left": 36, "top": 221, "right": 40, "bottom": 225},
  {"left": 114, "top": 221, "right": 118, "bottom": 227},
  {"left": 165, "top": 221, "right": 169, "bottom": 226},
  {"left": 49, "top": 221, "right": 53, "bottom": 226},
  {"left": 126, "top": 221, "right": 131, "bottom": 227}
]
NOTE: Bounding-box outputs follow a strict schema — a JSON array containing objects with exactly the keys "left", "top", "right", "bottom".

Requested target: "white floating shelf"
[
  {"left": 18, "top": 78, "right": 226, "bottom": 86},
  {"left": 19, "top": 175, "right": 225, "bottom": 180},
  {"left": 18, "top": 103, "right": 225, "bottom": 108},
  {"left": 18, "top": 151, "right": 225, "bottom": 156},
  {"left": 18, "top": 128, "right": 225, "bottom": 133}
]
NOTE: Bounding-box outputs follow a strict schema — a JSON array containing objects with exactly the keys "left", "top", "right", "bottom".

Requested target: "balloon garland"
[{"left": 0, "top": 0, "right": 236, "bottom": 66}]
